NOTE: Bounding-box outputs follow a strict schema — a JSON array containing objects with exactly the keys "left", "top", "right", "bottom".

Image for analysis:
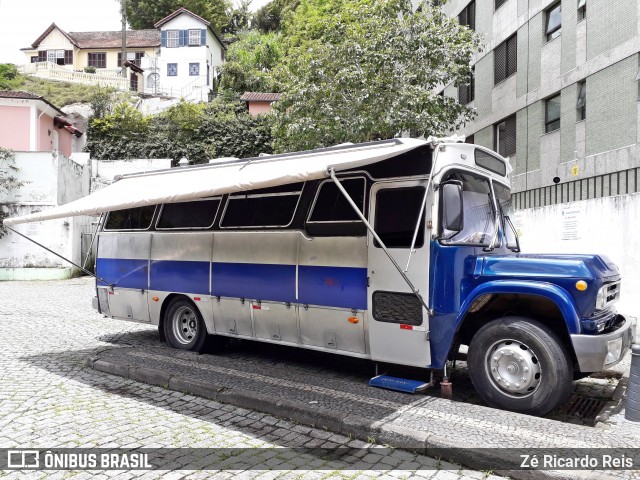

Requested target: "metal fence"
[{"left": 513, "top": 167, "right": 640, "bottom": 209}]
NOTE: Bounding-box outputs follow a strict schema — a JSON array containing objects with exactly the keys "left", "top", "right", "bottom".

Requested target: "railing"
[{"left": 26, "top": 62, "right": 128, "bottom": 91}]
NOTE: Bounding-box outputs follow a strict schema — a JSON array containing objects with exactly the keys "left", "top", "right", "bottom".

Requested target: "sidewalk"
[{"left": 88, "top": 336, "right": 640, "bottom": 480}]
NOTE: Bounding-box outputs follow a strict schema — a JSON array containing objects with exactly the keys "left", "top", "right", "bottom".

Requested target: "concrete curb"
[{"left": 87, "top": 354, "right": 603, "bottom": 480}]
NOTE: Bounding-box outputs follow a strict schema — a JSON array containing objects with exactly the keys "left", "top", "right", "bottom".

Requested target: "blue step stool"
[{"left": 369, "top": 374, "right": 430, "bottom": 393}]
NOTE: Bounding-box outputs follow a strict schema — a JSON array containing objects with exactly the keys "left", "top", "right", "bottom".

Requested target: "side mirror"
[{"left": 440, "top": 181, "right": 464, "bottom": 234}]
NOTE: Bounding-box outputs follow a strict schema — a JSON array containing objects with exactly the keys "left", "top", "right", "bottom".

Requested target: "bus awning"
[{"left": 4, "top": 138, "right": 427, "bottom": 226}]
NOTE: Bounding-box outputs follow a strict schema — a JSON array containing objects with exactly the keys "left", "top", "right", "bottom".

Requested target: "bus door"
[{"left": 367, "top": 180, "right": 431, "bottom": 367}]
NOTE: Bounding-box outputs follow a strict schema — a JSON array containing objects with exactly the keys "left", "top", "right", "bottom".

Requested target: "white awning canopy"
[{"left": 5, "top": 138, "right": 428, "bottom": 226}]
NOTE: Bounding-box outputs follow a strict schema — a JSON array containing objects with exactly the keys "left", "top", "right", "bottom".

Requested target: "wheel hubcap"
[
  {"left": 485, "top": 339, "right": 541, "bottom": 397},
  {"left": 172, "top": 306, "right": 198, "bottom": 345}
]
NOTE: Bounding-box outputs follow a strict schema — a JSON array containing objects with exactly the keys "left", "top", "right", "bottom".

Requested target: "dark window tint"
[
  {"left": 458, "top": 67, "right": 475, "bottom": 105},
  {"left": 374, "top": 187, "right": 425, "bottom": 248},
  {"left": 476, "top": 149, "right": 507, "bottom": 176},
  {"left": 495, "top": 114, "right": 516, "bottom": 157},
  {"left": 495, "top": 0, "right": 507, "bottom": 10},
  {"left": 309, "top": 178, "right": 365, "bottom": 222},
  {"left": 105, "top": 206, "right": 155, "bottom": 230},
  {"left": 494, "top": 34, "right": 517, "bottom": 84},
  {"left": 577, "top": 81, "right": 586, "bottom": 121},
  {"left": 458, "top": 1, "right": 476, "bottom": 30},
  {"left": 578, "top": 0, "right": 586, "bottom": 20},
  {"left": 545, "top": 94, "right": 561, "bottom": 133},
  {"left": 221, "top": 193, "right": 300, "bottom": 228},
  {"left": 157, "top": 199, "right": 220, "bottom": 229},
  {"left": 546, "top": 3, "right": 562, "bottom": 41}
]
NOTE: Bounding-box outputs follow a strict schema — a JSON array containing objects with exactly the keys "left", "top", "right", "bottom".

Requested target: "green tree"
[
  {"left": 272, "top": 0, "right": 481, "bottom": 152},
  {"left": 219, "top": 30, "right": 282, "bottom": 94},
  {"left": 0, "top": 64, "right": 21, "bottom": 90},
  {"left": 252, "top": 0, "right": 299, "bottom": 33},
  {"left": 0, "top": 147, "right": 24, "bottom": 238},
  {"left": 126, "top": 0, "right": 231, "bottom": 34}
]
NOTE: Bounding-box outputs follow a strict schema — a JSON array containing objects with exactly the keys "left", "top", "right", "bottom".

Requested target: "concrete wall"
[
  {"left": 0, "top": 151, "right": 91, "bottom": 280},
  {"left": 514, "top": 193, "right": 640, "bottom": 320},
  {"left": 91, "top": 158, "right": 172, "bottom": 191}
]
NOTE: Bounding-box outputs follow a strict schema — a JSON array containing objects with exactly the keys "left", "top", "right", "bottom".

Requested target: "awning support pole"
[
  {"left": 5, "top": 225, "right": 112, "bottom": 286},
  {"left": 328, "top": 169, "right": 430, "bottom": 314}
]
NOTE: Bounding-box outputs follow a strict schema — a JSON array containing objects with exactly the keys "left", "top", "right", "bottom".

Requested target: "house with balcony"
[{"left": 20, "top": 7, "right": 226, "bottom": 102}]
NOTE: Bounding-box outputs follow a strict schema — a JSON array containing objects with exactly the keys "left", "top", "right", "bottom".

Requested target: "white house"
[{"left": 149, "top": 7, "right": 227, "bottom": 102}]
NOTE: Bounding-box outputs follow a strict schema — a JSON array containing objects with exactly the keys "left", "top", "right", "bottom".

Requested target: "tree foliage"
[
  {"left": 0, "top": 64, "right": 21, "bottom": 90},
  {"left": 252, "top": 0, "right": 299, "bottom": 33},
  {"left": 271, "top": 0, "right": 481, "bottom": 152},
  {"left": 219, "top": 30, "right": 282, "bottom": 94},
  {"left": 85, "top": 98, "right": 274, "bottom": 162},
  {"left": 0, "top": 147, "right": 24, "bottom": 238},
  {"left": 125, "top": 0, "right": 231, "bottom": 33}
]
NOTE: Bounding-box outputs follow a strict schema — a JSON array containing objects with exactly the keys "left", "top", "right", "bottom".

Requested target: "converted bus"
[{"left": 5, "top": 138, "right": 634, "bottom": 416}]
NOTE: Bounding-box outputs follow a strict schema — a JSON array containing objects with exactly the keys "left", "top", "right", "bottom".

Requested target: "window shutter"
[
  {"left": 458, "top": 84, "right": 469, "bottom": 105},
  {"left": 494, "top": 41, "right": 506, "bottom": 84},
  {"left": 201, "top": 29, "right": 206, "bottom": 46},
  {"left": 179, "top": 30, "right": 186, "bottom": 47},
  {"left": 507, "top": 35, "right": 518, "bottom": 77},
  {"left": 161, "top": 30, "right": 167, "bottom": 47},
  {"left": 64, "top": 50, "right": 73, "bottom": 65},
  {"left": 38, "top": 51, "right": 46, "bottom": 62},
  {"left": 504, "top": 115, "right": 516, "bottom": 157}
]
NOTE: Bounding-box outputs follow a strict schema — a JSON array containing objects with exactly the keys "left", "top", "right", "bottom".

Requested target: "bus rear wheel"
[
  {"left": 467, "top": 317, "right": 573, "bottom": 416},
  {"left": 164, "top": 298, "right": 208, "bottom": 352}
]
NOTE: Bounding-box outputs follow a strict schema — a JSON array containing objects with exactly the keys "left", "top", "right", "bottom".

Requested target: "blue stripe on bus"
[
  {"left": 97, "top": 258, "right": 368, "bottom": 309},
  {"left": 150, "top": 260, "right": 210, "bottom": 295},
  {"left": 96, "top": 258, "right": 148, "bottom": 288},
  {"left": 298, "top": 265, "right": 367, "bottom": 310},
  {"left": 212, "top": 262, "right": 296, "bottom": 303}
]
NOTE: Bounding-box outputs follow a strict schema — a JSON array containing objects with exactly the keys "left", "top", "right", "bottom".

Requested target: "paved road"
[{"left": 0, "top": 277, "right": 505, "bottom": 479}]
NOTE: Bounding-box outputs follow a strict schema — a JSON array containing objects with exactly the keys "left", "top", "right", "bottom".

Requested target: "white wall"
[
  {"left": 91, "top": 158, "right": 172, "bottom": 191},
  {"left": 513, "top": 193, "right": 640, "bottom": 320},
  {"left": 0, "top": 151, "right": 91, "bottom": 279}
]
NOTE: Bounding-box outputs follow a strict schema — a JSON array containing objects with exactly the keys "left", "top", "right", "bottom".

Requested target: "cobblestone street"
[{"left": 0, "top": 277, "right": 505, "bottom": 479}]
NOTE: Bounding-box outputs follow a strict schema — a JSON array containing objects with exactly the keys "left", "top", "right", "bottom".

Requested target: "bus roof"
[{"left": 5, "top": 138, "right": 427, "bottom": 226}]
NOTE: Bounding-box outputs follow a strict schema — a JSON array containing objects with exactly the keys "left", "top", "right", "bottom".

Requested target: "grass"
[{"left": 18, "top": 76, "right": 102, "bottom": 108}]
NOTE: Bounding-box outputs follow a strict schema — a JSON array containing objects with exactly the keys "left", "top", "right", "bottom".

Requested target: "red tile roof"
[
  {"left": 69, "top": 30, "right": 160, "bottom": 49},
  {"left": 240, "top": 92, "right": 282, "bottom": 102},
  {"left": 27, "top": 24, "right": 160, "bottom": 50},
  {"left": 0, "top": 90, "right": 65, "bottom": 116}
]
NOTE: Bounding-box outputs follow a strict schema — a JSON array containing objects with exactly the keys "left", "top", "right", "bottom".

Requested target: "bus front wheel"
[
  {"left": 467, "top": 316, "right": 573, "bottom": 416},
  {"left": 163, "top": 297, "right": 208, "bottom": 352}
]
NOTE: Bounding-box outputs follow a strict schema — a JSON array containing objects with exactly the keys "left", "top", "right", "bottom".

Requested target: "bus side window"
[
  {"left": 220, "top": 188, "right": 303, "bottom": 229},
  {"left": 105, "top": 206, "right": 156, "bottom": 231},
  {"left": 373, "top": 187, "right": 425, "bottom": 248},
  {"left": 156, "top": 198, "right": 221, "bottom": 230},
  {"left": 305, "top": 177, "right": 367, "bottom": 236}
]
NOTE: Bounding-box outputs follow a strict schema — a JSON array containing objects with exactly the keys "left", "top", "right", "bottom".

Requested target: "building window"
[
  {"left": 64, "top": 50, "right": 73, "bottom": 65},
  {"left": 495, "top": 114, "right": 516, "bottom": 157},
  {"left": 545, "top": 94, "right": 561, "bottom": 133},
  {"left": 495, "top": 0, "right": 508, "bottom": 10},
  {"left": 167, "top": 63, "right": 177, "bottom": 76},
  {"left": 458, "top": 67, "right": 475, "bottom": 105},
  {"left": 458, "top": 1, "right": 475, "bottom": 30},
  {"left": 30, "top": 56, "right": 38, "bottom": 63},
  {"left": 578, "top": 0, "right": 586, "bottom": 20},
  {"left": 577, "top": 81, "right": 586, "bottom": 121},
  {"left": 167, "top": 30, "right": 179, "bottom": 48},
  {"left": 87, "top": 52, "right": 106, "bottom": 68},
  {"left": 546, "top": 3, "right": 562, "bottom": 41},
  {"left": 189, "top": 63, "right": 200, "bottom": 76},
  {"left": 494, "top": 34, "right": 517, "bottom": 84},
  {"left": 37, "top": 51, "right": 46, "bottom": 62},
  {"left": 118, "top": 51, "right": 144, "bottom": 67},
  {"left": 189, "top": 29, "right": 201, "bottom": 46}
]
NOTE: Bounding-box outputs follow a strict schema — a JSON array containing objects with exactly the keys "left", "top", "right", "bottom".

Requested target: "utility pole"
[{"left": 120, "top": 0, "right": 127, "bottom": 78}]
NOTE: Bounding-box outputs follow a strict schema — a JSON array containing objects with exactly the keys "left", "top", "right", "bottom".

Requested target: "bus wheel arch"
[{"left": 161, "top": 295, "right": 208, "bottom": 352}]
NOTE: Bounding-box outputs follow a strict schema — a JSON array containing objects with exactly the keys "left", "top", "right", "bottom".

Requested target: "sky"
[{"left": 0, "top": 0, "right": 271, "bottom": 64}]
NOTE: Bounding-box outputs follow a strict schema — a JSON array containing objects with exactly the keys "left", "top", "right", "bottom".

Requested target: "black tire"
[
  {"left": 467, "top": 316, "right": 573, "bottom": 416},
  {"left": 163, "top": 297, "right": 209, "bottom": 352}
]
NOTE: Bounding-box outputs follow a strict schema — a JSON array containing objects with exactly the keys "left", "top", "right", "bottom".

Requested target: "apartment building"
[{"left": 441, "top": 0, "right": 640, "bottom": 208}]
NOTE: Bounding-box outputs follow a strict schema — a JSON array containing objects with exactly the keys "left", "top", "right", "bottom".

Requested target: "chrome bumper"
[{"left": 571, "top": 315, "right": 636, "bottom": 372}]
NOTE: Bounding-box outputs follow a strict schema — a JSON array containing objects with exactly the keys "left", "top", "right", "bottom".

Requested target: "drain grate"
[{"left": 562, "top": 395, "right": 608, "bottom": 426}]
